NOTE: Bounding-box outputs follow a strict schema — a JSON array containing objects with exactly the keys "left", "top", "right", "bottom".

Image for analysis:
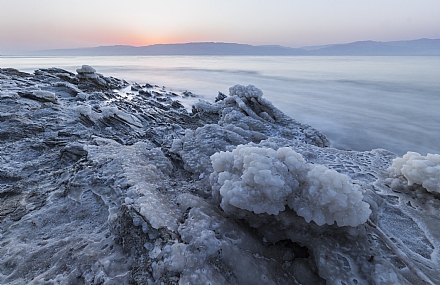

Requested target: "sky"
[{"left": 1, "top": 0, "right": 440, "bottom": 54}]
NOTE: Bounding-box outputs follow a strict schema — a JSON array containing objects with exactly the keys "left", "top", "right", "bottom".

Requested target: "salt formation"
[
  {"left": 171, "top": 84, "right": 329, "bottom": 175},
  {"left": 1, "top": 67, "right": 440, "bottom": 285},
  {"left": 76, "top": 64, "right": 97, "bottom": 79},
  {"left": 293, "top": 165, "right": 371, "bottom": 227},
  {"left": 210, "top": 145, "right": 371, "bottom": 227},
  {"left": 211, "top": 146, "right": 307, "bottom": 215},
  {"left": 30, "top": 90, "right": 58, "bottom": 103},
  {"left": 192, "top": 85, "right": 329, "bottom": 148},
  {"left": 170, "top": 125, "right": 248, "bottom": 175},
  {"left": 74, "top": 64, "right": 129, "bottom": 90},
  {"left": 389, "top": 151, "right": 440, "bottom": 193},
  {"left": 17, "top": 89, "right": 58, "bottom": 103}
]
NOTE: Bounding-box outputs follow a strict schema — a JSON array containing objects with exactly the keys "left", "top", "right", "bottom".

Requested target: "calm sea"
[{"left": 2, "top": 55, "right": 439, "bottom": 156}]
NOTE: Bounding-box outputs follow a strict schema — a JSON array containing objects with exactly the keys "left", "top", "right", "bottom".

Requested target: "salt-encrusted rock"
[
  {"left": 183, "top": 90, "right": 195, "bottom": 97},
  {"left": 215, "top": 91, "right": 227, "bottom": 102},
  {"left": 170, "top": 124, "right": 248, "bottom": 175},
  {"left": 1, "top": 67, "right": 439, "bottom": 285},
  {"left": 193, "top": 84, "right": 330, "bottom": 147},
  {"left": 18, "top": 90, "right": 58, "bottom": 103},
  {"left": 131, "top": 82, "right": 143, "bottom": 91},
  {"left": 52, "top": 81, "right": 82, "bottom": 96},
  {"left": 34, "top": 68, "right": 78, "bottom": 83},
  {"left": 75, "top": 65, "right": 129, "bottom": 90},
  {"left": 33, "top": 90, "right": 57, "bottom": 103},
  {"left": 0, "top": 68, "right": 32, "bottom": 78},
  {"left": 76, "top": 65, "right": 97, "bottom": 79},
  {"left": 60, "top": 142, "right": 88, "bottom": 161}
]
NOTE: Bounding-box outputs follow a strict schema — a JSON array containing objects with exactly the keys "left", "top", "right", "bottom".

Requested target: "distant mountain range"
[{"left": 21, "top": 38, "right": 440, "bottom": 56}]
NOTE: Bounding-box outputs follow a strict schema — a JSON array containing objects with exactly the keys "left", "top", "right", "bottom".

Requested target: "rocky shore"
[{"left": 1, "top": 66, "right": 439, "bottom": 285}]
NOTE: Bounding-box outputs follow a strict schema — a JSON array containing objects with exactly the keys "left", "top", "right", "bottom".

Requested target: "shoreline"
[{"left": 2, "top": 55, "right": 440, "bottom": 156}]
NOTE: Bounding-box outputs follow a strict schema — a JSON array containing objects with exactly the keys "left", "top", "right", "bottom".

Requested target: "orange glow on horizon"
[
  {"left": 75, "top": 25, "right": 229, "bottom": 48},
  {"left": 1, "top": 0, "right": 440, "bottom": 54},
  {"left": 116, "top": 32, "right": 216, "bottom": 47},
  {"left": 84, "top": 30, "right": 206, "bottom": 47}
]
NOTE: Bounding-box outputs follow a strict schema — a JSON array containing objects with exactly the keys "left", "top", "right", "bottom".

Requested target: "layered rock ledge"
[{"left": 1, "top": 66, "right": 439, "bottom": 285}]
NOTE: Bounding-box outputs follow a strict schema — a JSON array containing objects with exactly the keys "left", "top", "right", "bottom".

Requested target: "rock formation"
[{"left": 1, "top": 66, "right": 439, "bottom": 285}]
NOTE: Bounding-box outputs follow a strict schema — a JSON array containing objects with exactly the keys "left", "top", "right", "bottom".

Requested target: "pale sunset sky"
[{"left": 1, "top": 0, "right": 439, "bottom": 54}]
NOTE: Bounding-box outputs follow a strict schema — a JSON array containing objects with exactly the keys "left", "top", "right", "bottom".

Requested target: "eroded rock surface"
[{"left": 1, "top": 67, "right": 439, "bottom": 285}]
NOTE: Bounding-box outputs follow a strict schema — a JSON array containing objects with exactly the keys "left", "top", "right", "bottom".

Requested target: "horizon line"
[
  {"left": 2, "top": 37, "right": 440, "bottom": 56},
  {"left": 36, "top": 37, "right": 440, "bottom": 51}
]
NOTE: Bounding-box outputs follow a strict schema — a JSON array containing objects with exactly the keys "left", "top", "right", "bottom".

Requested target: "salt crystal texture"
[
  {"left": 76, "top": 65, "right": 97, "bottom": 79},
  {"left": 32, "top": 90, "right": 57, "bottom": 103},
  {"left": 210, "top": 145, "right": 371, "bottom": 227},
  {"left": 2, "top": 66, "right": 439, "bottom": 285},
  {"left": 389, "top": 151, "right": 440, "bottom": 193}
]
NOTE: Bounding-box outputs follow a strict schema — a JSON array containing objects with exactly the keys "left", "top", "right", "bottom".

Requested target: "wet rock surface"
[{"left": 1, "top": 66, "right": 439, "bottom": 285}]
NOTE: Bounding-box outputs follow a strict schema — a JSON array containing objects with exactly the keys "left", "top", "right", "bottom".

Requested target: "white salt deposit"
[
  {"left": 76, "top": 65, "right": 96, "bottom": 73},
  {"left": 389, "top": 151, "right": 440, "bottom": 193},
  {"left": 229, "top": 84, "right": 263, "bottom": 99},
  {"left": 210, "top": 146, "right": 306, "bottom": 215},
  {"left": 76, "top": 65, "right": 97, "bottom": 79},
  {"left": 101, "top": 106, "right": 143, "bottom": 128},
  {"left": 290, "top": 165, "right": 371, "bottom": 227},
  {"left": 74, "top": 103, "right": 92, "bottom": 117},
  {"left": 32, "top": 90, "right": 57, "bottom": 103},
  {"left": 210, "top": 145, "right": 371, "bottom": 227},
  {"left": 171, "top": 125, "right": 248, "bottom": 175}
]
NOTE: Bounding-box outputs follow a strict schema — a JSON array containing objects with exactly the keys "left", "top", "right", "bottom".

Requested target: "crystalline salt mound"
[
  {"left": 210, "top": 144, "right": 371, "bottom": 227},
  {"left": 211, "top": 146, "right": 306, "bottom": 215},
  {"left": 229, "top": 84, "right": 263, "bottom": 99},
  {"left": 389, "top": 151, "right": 440, "bottom": 194},
  {"left": 288, "top": 165, "right": 372, "bottom": 227}
]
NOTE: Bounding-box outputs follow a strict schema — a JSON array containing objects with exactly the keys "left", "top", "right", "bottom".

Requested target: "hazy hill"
[
  {"left": 30, "top": 42, "right": 307, "bottom": 56},
  {"left": 307, "top": 38, "right": 440, "bottom": 55},
  {"left": 20, "top": 39, "right": 440, "bottom": 56}
]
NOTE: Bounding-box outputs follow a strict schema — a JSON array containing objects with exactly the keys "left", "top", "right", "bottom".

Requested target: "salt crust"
[
  {"left": 172, "top": 84, "right": 329, "bottom": 176},
  {"left": 211, "top": 145, "right": 372, "bottom": 227},
  {"left": 74, "top": 104, "right": 142, "bottom": 127},
  {"left": 76, "top": 65, "right": 97, "bottom": 79},
  {"left": 192, "top": 84, "right": 329, "bottom": 148},
  {"left": 32, "top": 90, "right": 57, "bottom": 103},
  {"left": 3, "top": 67, "right": 439, "bottom": 285},
  {"left": 389, "top": 151, "right": 440, "bottom": 193}
]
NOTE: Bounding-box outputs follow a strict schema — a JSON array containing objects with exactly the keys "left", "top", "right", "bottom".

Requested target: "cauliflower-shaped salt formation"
[
  {"left": 389, "top": 151, "right": 440, "bottom": 194},
  {"left": 210, "top": 145, "right": 371, "bottom": 227},
  {"left": 288, "top": 165, "right": 371, "bottom": 227},
  {"left": 211, "top": 146, "right": 307, "bottom": 215},
  {"left": 229, "top": 84, "right": 263, "bottom": 99}
]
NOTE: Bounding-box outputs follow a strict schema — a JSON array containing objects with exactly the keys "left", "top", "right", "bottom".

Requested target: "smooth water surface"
[{"left": 2, "top": 55, "right": 439, "bottom": 155}]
